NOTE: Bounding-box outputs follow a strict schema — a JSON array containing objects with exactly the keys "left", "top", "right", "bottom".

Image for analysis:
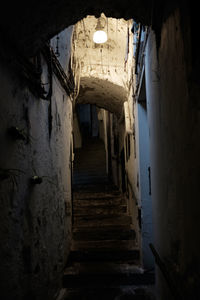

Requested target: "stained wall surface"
[{"left": 0, "top": 30, "right": 74, "bottom": 300}]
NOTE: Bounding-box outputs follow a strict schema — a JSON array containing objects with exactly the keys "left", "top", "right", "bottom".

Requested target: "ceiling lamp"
[{"left": 93, "top": 16, "right": 107, "bottom": 44}]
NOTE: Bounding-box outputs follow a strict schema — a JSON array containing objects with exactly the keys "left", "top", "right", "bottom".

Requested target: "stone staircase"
[
  {"left": 62, "top": 138, "right": 155, "bottom": 299},
  {"left": 72, "top": 138, "right": 108, "bottom": 186}
]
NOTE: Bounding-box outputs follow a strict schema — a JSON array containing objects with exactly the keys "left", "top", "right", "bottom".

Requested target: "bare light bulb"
[{"left": 93, "top": 30, "right": 107, "bottom": 44}]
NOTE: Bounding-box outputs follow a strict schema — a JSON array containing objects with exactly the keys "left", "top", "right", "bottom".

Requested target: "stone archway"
[
  {"left": 76, "top": 77, "right": 127, "bottom": 117},
  {"left": 0, "top": 0, "right": 177, "bottom": 57},
  {"left": 72, "top": 15, "right": 132, "bottom": 117}
]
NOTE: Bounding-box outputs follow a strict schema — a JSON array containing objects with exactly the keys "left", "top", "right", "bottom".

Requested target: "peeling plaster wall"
[
  {"left": 0, "top": 35, "right": 73, "bottom": 300},
  {"left": 72, "top": 16, "right": 133, "bottom": 117}
]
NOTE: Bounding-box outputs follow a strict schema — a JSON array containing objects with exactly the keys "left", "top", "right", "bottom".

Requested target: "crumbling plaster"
[
  {"left": 72, "top": 16, "right": 133, "bottom": 117},
  {"left": 0, "top": 32, "right": 73, "bottom": 300},
  {"left": 77, "top": 77, "right": 127, "bottom": 116}
]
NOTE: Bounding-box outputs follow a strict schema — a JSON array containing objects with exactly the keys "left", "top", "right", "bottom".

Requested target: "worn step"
[
  {"left": 73, "top": 190, "right": 120, "bottom": 200},
  {"left": 63, "top": 271, "right": 155, "bottom": 288},
  {"left": 72, "top": 184, "right": 119, "bottom": 193},
  {"left": 73, "top": 197, "right": 125, "bottom": 207},
  {"left": 73, "top": 176, "right": 108, "bottom": 182},
  {"left": 67, "top": 248, "right": 140, "bottom": 263},
  {"left": 65, "top": 262, "right": 144, "bottom": 275},
  {"left": 73, "top": 226, "right": 136, "bottom": 241},
  {"left": 73, "top": 194, "right": 124, "bottom": 199},
  {"left": 72, "top": 240, "right": 137, "bottom": 251},
  {"left": 73, "top": 204, "right": 127, "bottom": 216},
  {"left": 73, "top": 166, "right": 106, "bottom": 171},
  {"left": 74, "top": 214, "right": 132, "bottom": 227},
  {"left": 73, "top": 224, "right": 134, "bottom": 232},
  {"left": 64, "top": 287, "right": 155, "bottom": 300},
  {"left": 73, "top": 174, "right": 108, "bottom": 179},
  {"left": 73, "top": 179, "right": 108, "bottom": 185}
]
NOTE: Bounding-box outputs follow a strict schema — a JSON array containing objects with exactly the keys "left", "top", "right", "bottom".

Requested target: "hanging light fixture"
[{"left": 93, "top": 16, "right": 107, "bottom": 44}]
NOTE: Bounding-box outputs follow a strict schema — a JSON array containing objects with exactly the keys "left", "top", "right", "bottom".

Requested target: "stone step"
[
  {"left": 73, "top": 175, "right": 107, "bottom": 180},
  {"left": 73, "top": 204, "right": 127, "bottom": 216},
  {"left": 63, "top": 287, "right": 155, "bottom": 300},
  {"left": 73, "top": 197, "right": 125, "bottom": 207},
  {"left": 73, "top": 224, "right": 134, "bottom": 232},
  {"left": 65, "top": 262, "right": 144, "bottom": 275},
  {"left": 67, "top": 248, "right": 140, "bottom": 263},
  {"left": 63, "top": 271, "right": 155, "bottom": 288},
  {"left": 73, "top": 214, "right": 132, "bottom": 227},
  {"left": 73, "top": 178, "right": 108, "bottom": 185},
  {"left": 73, "top": 191, "right": 121, "bottom": 200},
  {"left": 73, "top": 226, "right": 136, "bottom": 241},
  {"left": 73, "top": 177, "right": 108, "bottom": 183},
  {"left": 72, "top": 240, "right": 137, "bottom": 251},
  {"left": 73, "top": 165, "right": 106, "bottom": 170},
  {"left": 72, "top": 184, "right": 118, "bottom": 193}
]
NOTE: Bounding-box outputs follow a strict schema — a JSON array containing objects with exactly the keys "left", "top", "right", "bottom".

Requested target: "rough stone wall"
[
  {"left": 145, "top": 9, "right": 200, "bottom": 300},
  {"left": 0, "top": 38, "right": 73, "bottom": 300}
]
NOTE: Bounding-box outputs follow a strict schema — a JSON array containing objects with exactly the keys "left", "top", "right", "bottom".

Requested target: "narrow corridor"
[
  {"left": 1, "top": 3, "right": 200, "bottom": 300},
  {"left": 63, "top": 137, "right": 155, "bottom": 299},
  {"left": 73, "top": 137, "right": 108, "bottom": 187}
]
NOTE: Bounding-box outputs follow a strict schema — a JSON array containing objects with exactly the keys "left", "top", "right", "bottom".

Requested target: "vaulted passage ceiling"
[
  {"left": 0, "top": 0, "right": 176, "bottom": 57},
  {"left": 73, "top": 15, "right": 132, "bottom": 117},
  {"left": 77, "top": 77, "right": 128, "bottom": 117}
]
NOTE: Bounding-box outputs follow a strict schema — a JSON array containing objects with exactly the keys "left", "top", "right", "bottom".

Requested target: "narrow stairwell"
[
  {"left": 62, "top": 138, "right": 155, "bottom": 299},
  {"left": 72, "top": 137, "right": 108, "bottom": 187}
]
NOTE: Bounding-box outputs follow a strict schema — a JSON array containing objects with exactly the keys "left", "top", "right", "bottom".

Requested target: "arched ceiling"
[
  {"left": 0, "top": 0, "right": 176, "bottom": 57},
  {"left": 73, "top": 15, "right": 132, "bottom": 117},
  {"left": 77, "top": 77, "right": 128, "bottom": 117}
]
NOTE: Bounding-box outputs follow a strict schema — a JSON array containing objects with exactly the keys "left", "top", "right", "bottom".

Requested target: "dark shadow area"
[{"left": 73, "top": 104, "right": 109, "bottom": 189}]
